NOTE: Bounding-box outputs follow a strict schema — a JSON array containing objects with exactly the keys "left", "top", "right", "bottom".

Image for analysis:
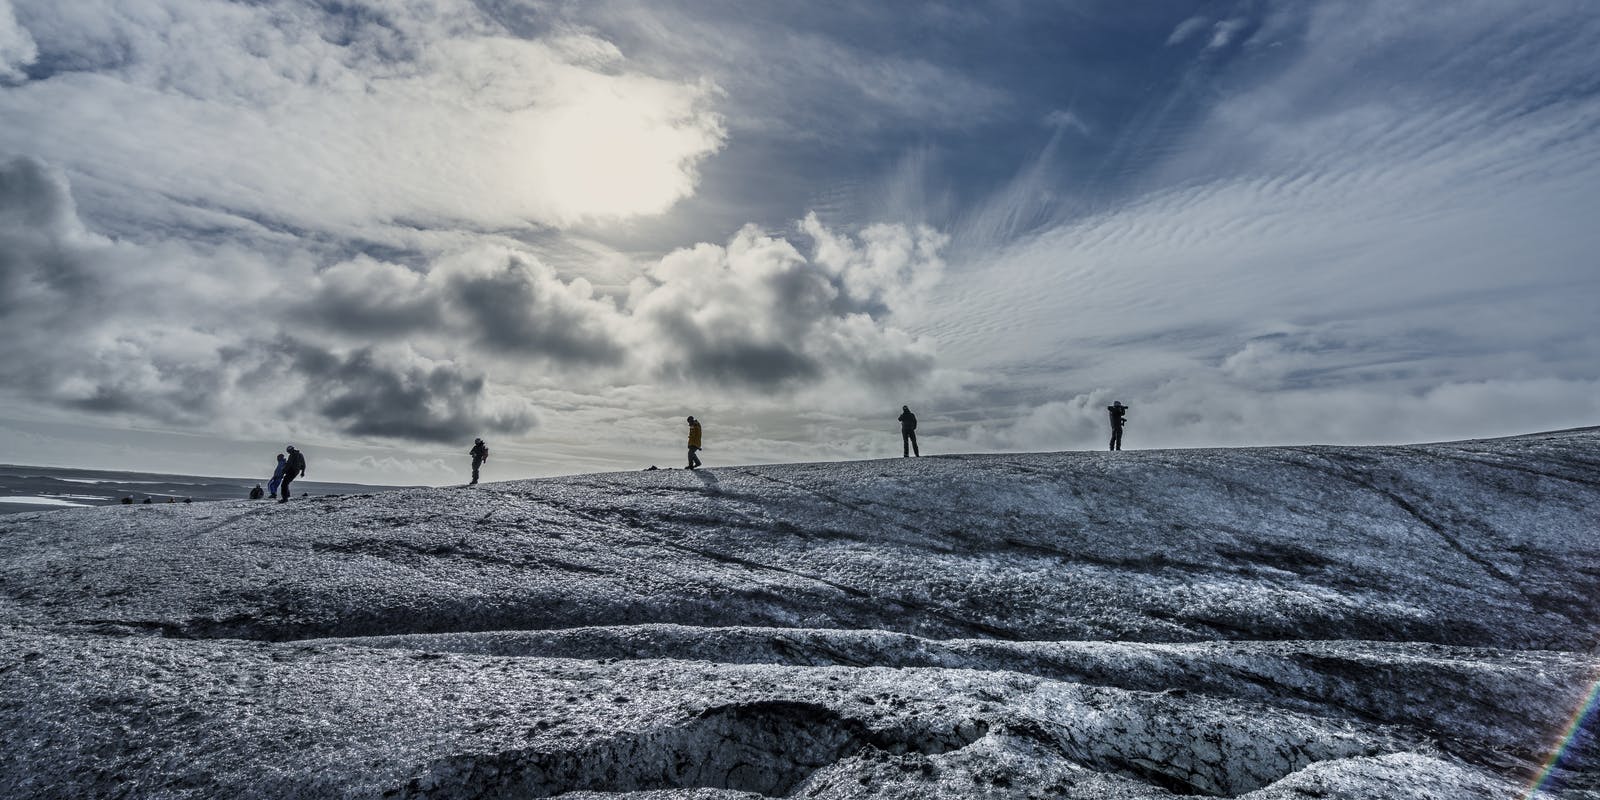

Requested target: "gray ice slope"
[{"left": 1, "top": 429, "right": 1597, "bottom": 798}]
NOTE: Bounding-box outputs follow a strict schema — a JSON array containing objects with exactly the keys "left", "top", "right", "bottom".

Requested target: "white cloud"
[
  {"left": 1043, "top": 109, "right": 1091, "bottom": 136},
  {"left": 626, "top": 219, "right": 942, "bottom": 391},
  {"left": 4, "top": 1, "right": 1596, "bottom": 480},
  {"left": 801, "top": 212, "right": 946, "bottom": 316},
  {"left": 2, "top": 0, "right": 725, "bottom": 235},
  {"left": 2, "top": 154, "right": 949, "bottom": 457},
  {"left": 1166, "top": 16, "right": 1209, "bottom": 47},
  {"left": 1207, "top": 19, "right": 1246, "bottom": 51},
  {"left": 351, "top": 454, "right": 452, "bottom": 477},
  {"left": 0, "top": 0, "right": 36, "bottom": 83}
]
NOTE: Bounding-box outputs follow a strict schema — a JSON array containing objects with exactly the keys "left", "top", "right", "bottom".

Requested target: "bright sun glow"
[{"left": 518, "top": 79, "right": 725, "bottom": 225}]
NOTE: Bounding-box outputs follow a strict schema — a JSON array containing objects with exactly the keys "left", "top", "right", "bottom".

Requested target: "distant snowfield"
[
  {"left": 0, "top": 495, "right": 93, "bottom": 507},
  {"left": 1, "top": 431, "right": 1597, "bottom": 798}
]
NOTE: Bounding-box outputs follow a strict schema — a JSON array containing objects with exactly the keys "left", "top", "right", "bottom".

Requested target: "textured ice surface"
[{"left": 1, "top": 430, "right": 1597, "bottom": 798}]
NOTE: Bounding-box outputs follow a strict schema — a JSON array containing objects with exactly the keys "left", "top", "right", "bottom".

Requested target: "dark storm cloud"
[
  {"left": 0, "top": 156, "right": 92, "bottom": 313},
  {"left": 648, "top": 306, "right": 822, "bottom": 389},
  {"left": 57, "top": 358, "right": 227, "bottom": 422},
  {"left": 0, "top": 157, "right": 541, "bottom": 444},
  {"left": 285, "top": 339, "right": 536, "bottom": 443},
  {"left": 2, "top": 155, "right": 942, "bottom": 453},
  {"left": 290, "top": 223, "right": 940, "bottom": 392},
  {"left": 291, "top": 257, "right": 445, "bottom": 337},
  {"left": 292, "top": 249, "right": 628, "bottom": 367},
  {"left": 439, "top": 251, "right": 627, "bottom": 366}
]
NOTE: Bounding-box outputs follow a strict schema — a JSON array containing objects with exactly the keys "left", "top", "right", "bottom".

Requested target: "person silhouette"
[
  {"left": 279, "top": 445, "right": 306, "bottom": 502},
  {"left": 1107, "top": 401, "right": 1128, "bottom": 451},
  {"left": 468, "top": 438, "right": 489, "bottom": 485},
  {"left": 898, "top": 405, "right": 920, "bottom": 457},
  {"left": 686, "top": 416, "right": 703, "bottom": 469}
]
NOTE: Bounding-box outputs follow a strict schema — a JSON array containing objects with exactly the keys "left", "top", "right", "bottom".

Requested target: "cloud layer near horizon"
[{"left": 0, "top": 155, "right": 945, "bottom": 445}]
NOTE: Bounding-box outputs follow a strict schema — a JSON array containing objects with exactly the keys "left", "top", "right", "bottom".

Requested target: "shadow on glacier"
[{"left": 396, "top": 700, "right": 989, "bottom": 798}]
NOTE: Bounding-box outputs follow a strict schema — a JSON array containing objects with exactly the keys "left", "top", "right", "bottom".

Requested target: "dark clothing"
[
  {"left": 469, "top": 442, "right": 488, "bottom": 485},
  {"left": 1107, "top": 405, "right": 1127, "bottom": 451},
  {"left": 249, "top": 486, "right": 264, "bottom": 500},
  {"left": 687, "top": 420, "right": 703, "bottom": 469},
  {"left": 280, "top": 450, "right": 306, "bottom": 502},
  {"left": 898, "top": 409, "right": 919, "bottom": 457},
  {"left": 687, "top": 446, "right": 702, "bottom": 470}
]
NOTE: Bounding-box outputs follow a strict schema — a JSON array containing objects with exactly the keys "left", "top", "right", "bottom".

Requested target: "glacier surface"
[{"left": 1, "top": 430, "right": 1597, "bottom": 798}]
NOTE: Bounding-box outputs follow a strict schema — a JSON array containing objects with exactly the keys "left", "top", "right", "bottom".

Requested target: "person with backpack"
[
  {"left": 469, "top": 438, "right": 489, "bottom": 485},
  {"left": 279, "top": 445, "right": 306, "bottom": 502},
  {"left": 1107, "top": 401, "right": 1128, "bottom": 451},
  {"left": 898, "top": 405, "right": 920, "bottom": 457},
  {"left": 686, "top": 416, "right": 703, "bottom": 469},
  {"left": 266, "top": 453, "right": 286, "bottom": 498}
]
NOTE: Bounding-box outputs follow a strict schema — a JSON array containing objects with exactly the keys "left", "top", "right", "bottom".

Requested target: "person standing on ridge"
[
  {"left": 468, "top": 438, "right": 489, "bottom": 485},
  {"left": 1107, "top": 401, "right": 1128, "bottom": 451},
  {"left": 266, "top": 453, "right": 286, "bottom": 498},
  {"left": 898, "top": 405, "right": 920, "bottom": 457},
  {"left": 279, "top": 445, "right": 306, "bottom": 502},
  {"left": 686, "top": 416, "right": 703, "bottom": 470}
]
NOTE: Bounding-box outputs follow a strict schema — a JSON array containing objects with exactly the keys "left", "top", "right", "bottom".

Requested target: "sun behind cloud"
[
  {"left": 522, "top": 71, "right": 725, "bottom": 225},
  {"left": 0, "top": 1, "right": 727, "bottom": 235}
]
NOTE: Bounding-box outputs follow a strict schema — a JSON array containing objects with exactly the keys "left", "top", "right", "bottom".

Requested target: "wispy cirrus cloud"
[{"left": 915, "top": 0, "right": 1600, "bottom": 450}]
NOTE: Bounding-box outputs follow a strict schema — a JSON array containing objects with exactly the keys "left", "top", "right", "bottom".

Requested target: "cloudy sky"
[{"left": 2, "top": 0, "right": 1598, "bottom": 484}]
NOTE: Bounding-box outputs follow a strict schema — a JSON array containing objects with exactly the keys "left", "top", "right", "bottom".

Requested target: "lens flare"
[{"left": 1524, "top": 672, "right": 1600, "bottom": 799}]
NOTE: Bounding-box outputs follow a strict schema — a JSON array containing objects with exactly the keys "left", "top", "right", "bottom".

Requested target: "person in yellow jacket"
[{"left": 686, "top": 416, "right": 703, "bottom": 469}]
